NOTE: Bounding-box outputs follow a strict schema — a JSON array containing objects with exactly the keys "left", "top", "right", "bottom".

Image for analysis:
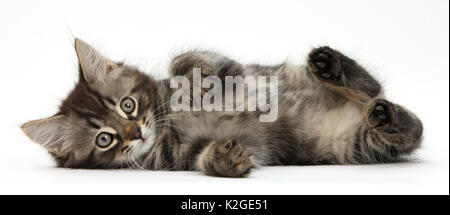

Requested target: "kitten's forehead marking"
[{"left": 86, "top": 117, "right": 103, "bottom": 129}]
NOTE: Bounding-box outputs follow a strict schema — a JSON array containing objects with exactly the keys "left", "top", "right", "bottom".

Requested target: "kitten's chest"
[{"left": 173, "top": 111, "right": 261, "bottom": 141}]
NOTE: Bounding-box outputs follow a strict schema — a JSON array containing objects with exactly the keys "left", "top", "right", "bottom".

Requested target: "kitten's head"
[{"left": 21, "top": 39, "right": 161, "bottom": 168}]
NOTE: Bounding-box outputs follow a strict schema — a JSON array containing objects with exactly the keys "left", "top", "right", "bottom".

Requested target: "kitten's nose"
[{"left": 124, "top": 124, "right": 142, "bottom": 141}]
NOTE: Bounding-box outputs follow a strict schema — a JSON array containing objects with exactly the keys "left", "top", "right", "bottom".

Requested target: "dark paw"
[
  {"left": 202, "top": 140, "right": 254, "bottom": 178},
  {"left": 367, "top": 99, "right": 398, "bottom": 129},
  {"left": 307, "top": 46, "right": 342, "bottom": 84}
]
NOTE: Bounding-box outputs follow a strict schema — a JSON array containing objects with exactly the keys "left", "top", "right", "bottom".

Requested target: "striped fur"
[{"left": 21, "top": 40, "right": 423, "bottom": 177}]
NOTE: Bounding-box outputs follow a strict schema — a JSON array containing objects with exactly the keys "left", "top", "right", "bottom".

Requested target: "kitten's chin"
[
  {"left": 139, "top": 137, "right": 155, "bottom": 155},
  {"left": 136, "top": 128, "right": 156, "bottom": 157},
  {"left": 116, "top": 137, "right": 154, "bottom": 169}
]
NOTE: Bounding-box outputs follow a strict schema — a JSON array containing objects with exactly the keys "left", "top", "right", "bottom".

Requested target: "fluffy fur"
[{"left": 22, "top": 39, "right": 423, "bottom": 177}]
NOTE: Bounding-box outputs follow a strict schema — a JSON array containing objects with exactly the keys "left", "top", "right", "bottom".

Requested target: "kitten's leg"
[
  {"left": 352, "top": 99, "right": 423, "bottom": 163},
  {"left": 196, "top": 139, "right": 254, "bottom": 177},
  {"left": 170, "top": 51, "right": 243, "bottom": 80},
  {"left": 307, "top": 47, "right": 382, "bottom": 104},
  {"left": 169, "top": 51, "right": 243, "bottom": 102}
]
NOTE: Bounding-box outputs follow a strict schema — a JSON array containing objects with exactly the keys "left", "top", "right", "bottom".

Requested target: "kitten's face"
[{"left": 21, "top": 39, "right": 161, "bottom": 168}]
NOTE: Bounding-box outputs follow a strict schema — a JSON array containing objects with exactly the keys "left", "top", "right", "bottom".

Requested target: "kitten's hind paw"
[
  {"left": 198, "top": 139, "right": 254, "bottom": 178},
  {"left": 366, "top": 99, "right": 399, "bottom": 130},
  {"left": 307, "top": 46, "right": 342, "bottom": 84}
]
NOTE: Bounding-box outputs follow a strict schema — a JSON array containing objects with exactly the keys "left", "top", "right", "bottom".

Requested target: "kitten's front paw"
[
  {"left": 199, "top": 140, "right": 254, "bottom": 178},
  {"left": 366, "top": 99, "right": 399, "bottom": 130},
  {"left": 307, "top": 46, "right": 342, "bottom": 84}
]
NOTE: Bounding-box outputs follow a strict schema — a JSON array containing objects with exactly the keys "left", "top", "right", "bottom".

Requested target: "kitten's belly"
[
  {"left": 297, "top": 101, "right": 365, "bottom": 162},
  {"left": 276, "top": 64, "right": 366, "bottom": 162},
  {"left": 173, "top": 63, "right": 366, "bottom": 165}
]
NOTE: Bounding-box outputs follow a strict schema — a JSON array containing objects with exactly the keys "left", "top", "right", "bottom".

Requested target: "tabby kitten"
[{"left": 22, "top": 39, "right": 423, "bottom": 177}]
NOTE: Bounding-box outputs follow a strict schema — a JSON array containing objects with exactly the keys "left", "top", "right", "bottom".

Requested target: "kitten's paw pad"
[
  {"left": 367, "top": 99, "right": 397, "bottom": 128},
  {"left": 204, "top": 140, "right": 254, "bottom": 178},
  {"left": 308, "top": 46, "right": 342, "bottom": 82}
]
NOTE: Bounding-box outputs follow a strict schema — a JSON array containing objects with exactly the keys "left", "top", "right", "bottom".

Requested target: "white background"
[{"left": 0, "top": 0, "right": 448, "bottom": 194}]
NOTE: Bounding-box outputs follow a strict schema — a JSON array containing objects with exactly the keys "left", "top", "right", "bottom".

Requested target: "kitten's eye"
[
  {"left": 120, "top": 97, "right": 135, "bottom": 114},
  {"left": 96, "top": 132, "right": 114, "bottom": 148}
]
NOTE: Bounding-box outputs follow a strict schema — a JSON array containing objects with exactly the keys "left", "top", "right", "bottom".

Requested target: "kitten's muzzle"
[{"left": 124, "top": 124, "right": 142, "bottom": 141}]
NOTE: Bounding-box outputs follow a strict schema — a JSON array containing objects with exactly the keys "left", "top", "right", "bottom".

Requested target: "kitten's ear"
[
  {"left": 74, "top": 39, "right": 118, "bottom": 84},
  {"left": 21, "top": 115, "right": 68, "bottom": 155}
]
